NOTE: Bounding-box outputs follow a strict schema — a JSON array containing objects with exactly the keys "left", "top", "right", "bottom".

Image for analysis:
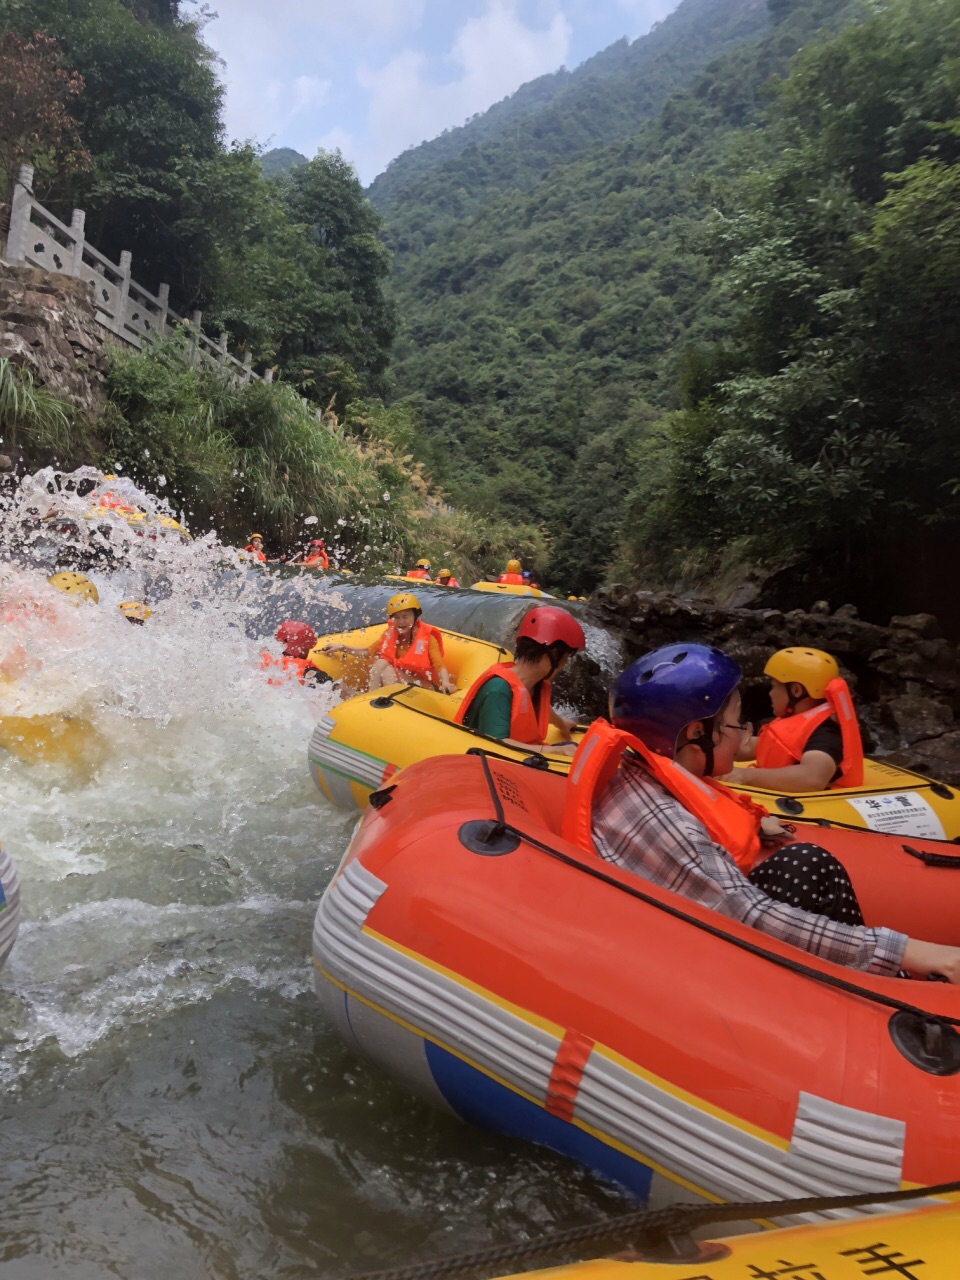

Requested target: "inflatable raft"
[
  {"left": 306, "top": 624, "right": 579, "bottom": 810},
  {"left": 471, "top": 580, "right": 550, "bottom": 598},
  {"left": 494, "top": 1202, "right": 960, "bottom": 1279},
  {"left": 731, "top": 759, "right": 960, "bottom": 841},
  {"left": 313, "top": 753, "right": 960, "bottom": 1207},
  {"left": 0, "top": 842, "right": 22, "bottom": 972}
]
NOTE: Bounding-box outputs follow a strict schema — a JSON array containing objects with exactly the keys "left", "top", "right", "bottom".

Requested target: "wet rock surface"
[
  {"left": 584, "top": 587, "right": 960, "bottom": 786},
  {"left": 0, "top": 262, "right": 110, "bottom": 416}
]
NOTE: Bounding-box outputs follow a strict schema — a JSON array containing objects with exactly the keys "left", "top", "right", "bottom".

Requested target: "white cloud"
[
  {"left": 356, "top": 0, "right": 572, "bottom": 181},
  {"left": 207, "top": 0, "right": 426, "bottom": 145}
]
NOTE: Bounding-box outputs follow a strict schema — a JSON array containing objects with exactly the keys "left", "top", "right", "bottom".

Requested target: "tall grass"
[
  {"left": 0, "top": 357, "right": 81, "bottom": 459},
  {"left": 103, "top": 341, "right": 548, "bottom": 573}
]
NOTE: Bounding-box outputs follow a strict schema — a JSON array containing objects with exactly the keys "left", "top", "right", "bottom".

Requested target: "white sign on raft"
[{"left": 846, "top": 791, "right": 946, "bottom": 840}]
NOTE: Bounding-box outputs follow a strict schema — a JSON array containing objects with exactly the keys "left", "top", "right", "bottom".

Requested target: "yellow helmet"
[
  {"left": 416, "top": 558, "right": 431, "bottom": 568},
  {"left": 387, "top": 592, "right": 421, "bottom": 616},
  {"left": 506, "top": 559, "right": 522, "bottom": 573},
  {"left": 248, "top": 532, "right": 263, "bottom": 541},
  {"left": 568, "top": 595, "right": 578, "bottom": 601},
  {"left": 118, "top": 601, "right": 153, "bottom": 623},
  {"left": 764, "top": 647, "right": 839, "bottom": 700},
  {"left": 438, "top": 568, "right": 452, "bottom": 578},
  {"left": 47, "top": 571, "right": 99, "bottom": 604}
]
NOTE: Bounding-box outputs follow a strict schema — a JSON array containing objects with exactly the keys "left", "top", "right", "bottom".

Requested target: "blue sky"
[{"left": 201, "top": 0, "right": 681, "bottom": 186}]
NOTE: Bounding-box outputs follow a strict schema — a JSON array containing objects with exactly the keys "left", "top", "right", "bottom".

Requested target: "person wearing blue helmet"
[{"left": 581, "top": 643, "right": 960, "bottom": 982}]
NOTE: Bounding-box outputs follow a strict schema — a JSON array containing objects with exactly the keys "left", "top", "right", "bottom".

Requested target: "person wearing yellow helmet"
[
  {"left": 498, "top": 558, "right": 525, "bottom": 585},
  {"left": 436, "top": 568, "right": 461, "bottom": 588},
  {"left": 243, "top": 533, "right": 267, "bottom": 563},
  {"left": 323, "top": 593, "right": 455, "bottom": 693},
  {"left": 118, "top": 601, "right": 153, "bottom": 625},
  {"left": 721, "top": 646, "right": 864, "bottom": 793},
  {"left": 406, "top": 558, "right": 432, "bottom": 580},
  {"left": 47, "top": 572, "right": 99, "bottom": 605}
]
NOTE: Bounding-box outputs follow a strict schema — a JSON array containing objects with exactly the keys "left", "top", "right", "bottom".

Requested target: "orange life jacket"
[
  {"left": 498, "top": 573, "right": 525, "bottom": 584},
  {"left": 304, "top": 551, "right": 329, "bottom": 568},
  {"left": 260, "top": 652, "right": 308, "bottom": 685},
  {"left": 455, "top": 664, "right": 552, "bottom": 744},
  {"left": 406, "top": 568, "right": 430, "bottom": 579},
  {"left": 754, "top": 677, "right": 863, "bottom": 787},
  {"left": 244, "top": 544, "right": 266, "bottom": 562},
  {"left": 439, "top": 577, "right": 461, "bottom": 588},
  {"left": 376, "top": 620, "right": 444, "bottom": 685},
  {"left": 562, "top": 719, "right": 769, "bottom": 875}
]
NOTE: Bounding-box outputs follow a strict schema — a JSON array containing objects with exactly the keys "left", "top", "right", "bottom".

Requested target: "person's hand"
[
  {"left": 440, "top": 678, "right": 457, "bottom": 695},
  {"left": 902, "top": 939, "right": 960, "bottom": 983},
  {"left": 322, "top": 643, "right": 342, "bottom": 654},
  {"left": 760, "top": 815, "right": 786, "bottom": 838},
  {"left": 543, "top": 741, "right": 577, "bottom": 757},
  {"left": 718, "top": 766, "right": 750, "bottom": 783}
]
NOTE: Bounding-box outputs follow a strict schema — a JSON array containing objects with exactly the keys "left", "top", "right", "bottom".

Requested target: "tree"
[{"left": 0, "top": 29, "right": 89, "bottom": 202}]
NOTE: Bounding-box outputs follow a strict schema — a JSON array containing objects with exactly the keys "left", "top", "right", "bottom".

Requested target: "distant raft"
[
  {"left": 0, "top": 842, "right": 21, "bottom": 972},
  {"left": 471, "top": 580, "right": 550, "bottom": 598}
]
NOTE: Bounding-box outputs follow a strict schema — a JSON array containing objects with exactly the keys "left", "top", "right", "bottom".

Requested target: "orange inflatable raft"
[{"left": 313, "top": 753, "right": 960, "bottom": 1208}]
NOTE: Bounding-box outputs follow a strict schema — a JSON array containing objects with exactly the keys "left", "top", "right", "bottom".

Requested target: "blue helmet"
[{"left": 610, "top": 643, "right": 741, "bottom": 757}]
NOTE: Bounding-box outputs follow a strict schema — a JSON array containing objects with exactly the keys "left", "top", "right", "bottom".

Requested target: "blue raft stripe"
[{"left": 423, "top": 1039, "right": 654, "bottom": 1199}]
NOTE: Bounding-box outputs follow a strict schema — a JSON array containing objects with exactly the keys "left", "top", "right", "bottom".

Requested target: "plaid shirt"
[{"left": 591, "top": 753, "right": 906, "bottom": 975}]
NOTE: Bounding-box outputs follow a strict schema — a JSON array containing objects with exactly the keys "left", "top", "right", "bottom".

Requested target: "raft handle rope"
[
  {"left": 351, "top": 1177, "right": 960, "bottom": 1280},
  {"left": 901, "top": 842, "right": 960, "bottom": 868},
  {"left": 470, "top": 754, "right": 960, "bottom": 1040}
]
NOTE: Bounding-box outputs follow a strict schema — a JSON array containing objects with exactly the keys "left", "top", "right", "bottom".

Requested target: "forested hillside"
[
  {"left": 369, "top": 0, "right": 770, "bottom": 243},
  {"left": 381, "top": 0, "right": 960, "bottom": 620}
]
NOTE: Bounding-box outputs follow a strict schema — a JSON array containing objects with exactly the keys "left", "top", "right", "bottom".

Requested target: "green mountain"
[
  {"left": 369, "top": 0, "right": 770, "bottom": 243},
  {"left": 261, "top": 147, "right": 308, "bottom": 178},
  {"left": 378, "top": 0, "right": 873, "bottom": 594}
]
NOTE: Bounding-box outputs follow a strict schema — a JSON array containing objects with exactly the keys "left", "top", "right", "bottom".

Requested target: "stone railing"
[{"left": 2, "top": 164, "right": 264, "bottom": 384}]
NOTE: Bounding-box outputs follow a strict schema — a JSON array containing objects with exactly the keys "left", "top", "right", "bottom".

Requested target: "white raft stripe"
[
  {"left": 308, "top": 737, "right": 387, "bottom": 792},
  {"left": 314, "top": 861, "right": 559, "bottom": 1103},
  {"left": 313, "top": 861, "right": 912, "bottom": 1215},
  {"left": 0, "top": 843, "right": 22, "bottom": 969}
]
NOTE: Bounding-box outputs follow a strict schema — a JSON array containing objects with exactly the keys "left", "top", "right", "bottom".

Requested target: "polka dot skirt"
[{"left": 748, "top": 843, "right": 865, "bottom": 926}]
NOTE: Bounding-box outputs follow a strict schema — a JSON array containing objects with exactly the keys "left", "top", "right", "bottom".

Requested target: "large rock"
[{"left": 0, "top": 262, "right": 110, "bottom": 416}]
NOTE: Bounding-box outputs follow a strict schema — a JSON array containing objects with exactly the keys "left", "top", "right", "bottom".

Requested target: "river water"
[{"left": 0, "top": 476, "right": 624, "bottom": 1279}]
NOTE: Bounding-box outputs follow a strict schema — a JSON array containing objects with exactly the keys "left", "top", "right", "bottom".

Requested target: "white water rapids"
[{"left": 0, "top": 470, "right": 623, "bottom": 1278}]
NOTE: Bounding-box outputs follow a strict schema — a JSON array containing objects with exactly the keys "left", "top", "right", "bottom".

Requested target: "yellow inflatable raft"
[
  {"left": 494, "top": 1202, "right": 960, "bottom": 1279},
  {"left": 730, "top": 757, "right": 960, "bottom": 840},
  {"left": 0, "top": 713, "right": 107, "bottom": 776},
  {"left": 306, "top": 624, "right": 578, "bottom": 810},
  {"left": 471, "top": 580, "right": 549, "bottom": 597}
]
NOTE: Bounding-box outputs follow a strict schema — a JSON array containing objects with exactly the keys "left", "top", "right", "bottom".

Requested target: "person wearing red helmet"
[
  {"left": 289, "top": 539, "right": 330, "bottom": 569},
  {"left": 261, "top": 620, "right": 320, "bottom": 684},
  {"left": 455, "top": 606, "right": 585, "bottom": 755}
]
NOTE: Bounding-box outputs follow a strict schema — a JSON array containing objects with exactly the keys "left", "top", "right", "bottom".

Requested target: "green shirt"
[{"left": 462, "top": 675, "right": 513, "bottom": 738}]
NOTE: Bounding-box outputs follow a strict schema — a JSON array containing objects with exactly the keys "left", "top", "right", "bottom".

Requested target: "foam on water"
[{"left": 0, "top": 468, "right": 357, "bottom": 1081}]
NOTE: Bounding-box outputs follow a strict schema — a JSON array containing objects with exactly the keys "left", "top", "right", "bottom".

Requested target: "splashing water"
[{"left": 0, "top": 468, "right": 621, "bottom": 1278}]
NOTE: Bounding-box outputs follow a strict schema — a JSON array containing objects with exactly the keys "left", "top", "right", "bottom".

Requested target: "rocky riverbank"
[{"left": 565, "top": 587, "right": 960, "bottom": 786}]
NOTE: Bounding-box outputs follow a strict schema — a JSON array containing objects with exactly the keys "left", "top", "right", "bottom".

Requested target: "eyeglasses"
[{"left": 720, "top": 721, "right": 748, "bottom": 734}]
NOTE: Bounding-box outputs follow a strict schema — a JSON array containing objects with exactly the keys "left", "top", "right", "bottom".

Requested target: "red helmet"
[
  {"left": 275, "top": 620, "right": 317, "bottom": 658},
  {"left": 310, "top": 539, "right": 325, "bottom": 548},
  {"left": 516, "top": 606, "right": 585, "bottom": 651}
]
